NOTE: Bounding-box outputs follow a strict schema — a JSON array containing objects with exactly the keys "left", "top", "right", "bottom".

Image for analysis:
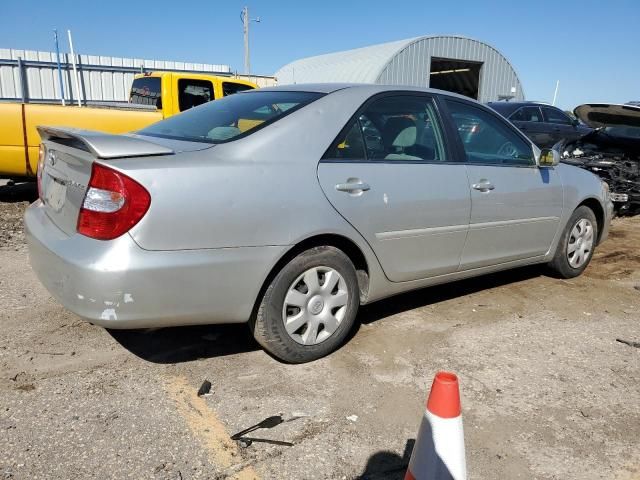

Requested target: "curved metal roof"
[
  {"left": 274, "top": 35, "right": 524, "bottom": 102},
  {"left": 275, "top": 37, "right": 420, "bottom": 84}
]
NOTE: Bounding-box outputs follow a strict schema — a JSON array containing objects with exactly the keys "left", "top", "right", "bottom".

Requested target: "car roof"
[
  {"left": 487, "top": 101, "right": 558, "bottom": 116},
  {"left": 253, "top": 82, "right": 480, "bottom": 103}
]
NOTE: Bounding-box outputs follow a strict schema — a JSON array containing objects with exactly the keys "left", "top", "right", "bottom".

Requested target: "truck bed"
[
  {"left": 0, "top": 99, "right": 158, "bottom": 111},
  {"left": 0, "top": 102, "right": 162, "bottom": 178}
]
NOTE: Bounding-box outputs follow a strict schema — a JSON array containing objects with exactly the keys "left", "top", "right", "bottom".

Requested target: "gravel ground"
[{"left": 1, "top": 192, "right": 639, "bottom": 480}]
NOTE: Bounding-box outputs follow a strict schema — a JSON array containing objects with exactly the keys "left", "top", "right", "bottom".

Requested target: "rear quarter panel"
[{"left": 116, "top": 88, "right": 375, "bottom": 251}]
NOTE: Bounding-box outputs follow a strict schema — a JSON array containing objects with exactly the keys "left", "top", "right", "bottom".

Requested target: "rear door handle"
[
  {"left": 335, "top": 180, "right": 370, "bottom": 194},
  {"left": 472, "top": 180, "right": 495, "bottom": 192}
]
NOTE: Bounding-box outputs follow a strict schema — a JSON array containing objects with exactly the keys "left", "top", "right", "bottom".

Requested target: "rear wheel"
[
  {"left": 548, "top": 206, "right": 597, "bottom": 278},
  {"left": 250, "top": 246, "right": 360, "bottom": 363}
]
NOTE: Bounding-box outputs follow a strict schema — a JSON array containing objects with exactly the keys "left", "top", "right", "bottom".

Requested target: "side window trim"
[
  {"left": 508, "top": 106, "right": 543, "bottom": 123},
  {"left": 321, "top": 91, "right": 458, "bottom": 164},
  {"left": 442, "top": 97, "right": 537, "bottom": 168}
]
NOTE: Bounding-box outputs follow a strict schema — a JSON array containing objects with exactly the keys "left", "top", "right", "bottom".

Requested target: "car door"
[
  {"left": 508, "top": 106, "right": 550, "bottom": 147},
  {"left": 443, "top": 98, "right": 564, "bottom": 270},
  {"left": 541, "top": 106, "right": 580, "bottom": 144},
  {"left": 317, "top": 93, "right": 471, "bottom": 282}
]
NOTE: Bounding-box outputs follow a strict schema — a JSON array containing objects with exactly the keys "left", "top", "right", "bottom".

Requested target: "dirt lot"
[{"left": 1, "top": 187, "right": 639, "bottom": 480}]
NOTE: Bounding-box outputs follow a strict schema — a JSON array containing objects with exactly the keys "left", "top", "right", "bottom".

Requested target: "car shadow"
[
  {"left": 108, "top": 323, "right": 260, "bottom": 364},
  {"left": 357, "top": 264, "right": 543, "bottom": 325},
  {"left": 0, "top": 181, "right": 38, "bottom": 203},
  {"left": 109, "top": 265, "right": 544, "bottom": 364}
]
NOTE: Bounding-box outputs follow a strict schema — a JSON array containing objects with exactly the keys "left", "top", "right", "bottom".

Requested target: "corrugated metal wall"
[
  {"left": 0, "top": 48, "right": 233, "bottom": 103},
  {"left": 377, "top": 37, "right": 524, "bottom": 102}
]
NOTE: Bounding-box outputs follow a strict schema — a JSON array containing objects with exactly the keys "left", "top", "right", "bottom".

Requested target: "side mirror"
[
  {"left": 538, "top": 148, "right": 560, "bottom": 167},
  {"left": 572, "top": 118, "right": 580, "bottom": 127}
]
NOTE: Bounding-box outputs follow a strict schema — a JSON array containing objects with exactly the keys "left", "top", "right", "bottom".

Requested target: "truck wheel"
[
  {"left": 250, "top": 246, "right": 359, "bottom": 363},
  {"left": 548, "top": 206, "right": 598, "bottom": 279}
]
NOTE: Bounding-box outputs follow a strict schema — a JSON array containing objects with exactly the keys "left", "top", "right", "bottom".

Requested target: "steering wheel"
[{"left": 497, "top": 141, "right": 518, "bottom": 158}]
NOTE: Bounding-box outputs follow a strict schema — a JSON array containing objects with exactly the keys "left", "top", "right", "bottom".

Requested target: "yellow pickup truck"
[{"left": 0, "top": 72, "right": 256, "bottom": 178}]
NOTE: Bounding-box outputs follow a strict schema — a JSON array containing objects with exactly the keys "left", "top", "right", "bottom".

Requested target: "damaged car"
[{"left": 559, "top": 103, "right": 640, "bottom": 215}]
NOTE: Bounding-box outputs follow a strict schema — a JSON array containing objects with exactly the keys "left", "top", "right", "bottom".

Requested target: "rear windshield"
[{"left": 139, "top": 91, "right": 324, "bottom": 144}]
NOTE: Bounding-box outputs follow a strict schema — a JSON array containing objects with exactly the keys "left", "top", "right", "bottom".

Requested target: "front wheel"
[
  {"left": 250, "top": 246, "right": 360, "bottom": 363},
  {"left": 548, "top": 206, "right": 598, "bottom": 278}
]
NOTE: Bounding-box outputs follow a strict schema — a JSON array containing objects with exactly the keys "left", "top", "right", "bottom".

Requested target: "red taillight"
[
  {"left": 37, "top": 144, "right": 46, "bottom": 200},
  {"left": 77, "top": 163, "right": 150, "bottom": 240}
]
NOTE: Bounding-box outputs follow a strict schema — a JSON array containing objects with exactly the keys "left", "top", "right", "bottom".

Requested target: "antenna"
[{"left": 552, "top": 80, "right": 560, "bottom": 106}]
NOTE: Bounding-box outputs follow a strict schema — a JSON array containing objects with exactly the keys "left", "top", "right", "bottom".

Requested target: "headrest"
[{"left": 383, "top": 117, "right": 417, "bottom": 148}]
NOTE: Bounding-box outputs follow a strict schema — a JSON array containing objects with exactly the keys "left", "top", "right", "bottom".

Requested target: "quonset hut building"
[{"left": 275, "top": 35, "right": 524, "bottom": 102}]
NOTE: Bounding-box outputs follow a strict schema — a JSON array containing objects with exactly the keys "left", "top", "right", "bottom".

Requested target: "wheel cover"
[
  {"left": 282, "top": 266, "right": 349, "bottom": 346},
  {"left": 567, "top": 218, "right": 594, "bottom": 268}
]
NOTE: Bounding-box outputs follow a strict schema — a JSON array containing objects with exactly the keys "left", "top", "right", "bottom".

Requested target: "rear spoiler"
[{"left": 37, "top": 126, "right": 174, "bottom": 159}]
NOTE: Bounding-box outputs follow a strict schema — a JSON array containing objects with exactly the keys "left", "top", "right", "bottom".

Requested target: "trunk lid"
[
  {"left": 574, "top": 103, "right": 640, "bottom": 129},
  {"left": 37, "top": 127, "right": 175, "bottom": 236}
]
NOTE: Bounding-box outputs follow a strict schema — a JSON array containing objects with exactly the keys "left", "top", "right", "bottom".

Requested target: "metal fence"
[{"left": 0, "top": 48, "right": 245, "bottom": 104}]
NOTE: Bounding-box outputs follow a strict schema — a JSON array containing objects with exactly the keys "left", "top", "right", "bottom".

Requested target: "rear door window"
[
  {"left": 542, "top": 107, "right": 572, "bottom": 125},
  {"left": 510, "top": 106, "right": 543, "bottom": 122},
  {"left": 324, "top": 94, "right": 446, "bottom": 162},
  {"left": 222, "top": 82, "right": 255, "bottom": 96},
  {"left": 445, "top": 99, "right": 534, "bottom": 166},
  {"left": 178, "top": 79, "right": 214, "bottom": 112},
  {"left": 129, "top": 77, "right": 162, "bottom": 108}
]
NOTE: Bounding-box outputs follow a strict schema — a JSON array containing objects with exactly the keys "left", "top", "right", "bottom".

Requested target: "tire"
[
  {"left": 250, "top": 246, "right": 360, "bottom": 363},
  {"left": 548, "top": 206, "right": 598, "bottom": 279}
]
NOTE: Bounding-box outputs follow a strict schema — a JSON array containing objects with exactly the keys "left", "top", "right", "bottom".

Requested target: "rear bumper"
[{"left": 25, "top": 201, "right": 287, "bottom": 329}]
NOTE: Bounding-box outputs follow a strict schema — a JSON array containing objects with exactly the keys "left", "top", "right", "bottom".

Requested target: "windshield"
[
  {"left": 139, "top": 90, "right": 324, "bottom": 144},
  {"left": 603, "top": 126, "right": 640, "bottom": 140}
]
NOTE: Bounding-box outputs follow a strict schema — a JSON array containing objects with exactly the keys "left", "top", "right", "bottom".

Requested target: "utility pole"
[{"left": 240, "top": 6, "right": 260, "bottom": 75}]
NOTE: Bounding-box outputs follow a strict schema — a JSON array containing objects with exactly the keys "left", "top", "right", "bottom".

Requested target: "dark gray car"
[{"left": 488, "top": 101, "right": 593, "bottom": 148}]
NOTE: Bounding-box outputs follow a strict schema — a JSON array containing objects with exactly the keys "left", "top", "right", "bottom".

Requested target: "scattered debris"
[
  {"left": 10, "top": 372, "right": 25, "bottom": 382},
  {"left": 231, "top": 414, "right": 299, "bottom": 448},
  {"left": 236, "top": 437, "right": 294, "bottom": 448},
  {"left": 616, "top": 338, "right": 640, "bottom": 349},
  {"left": 0, "top": 199, "right": 30, "bottom": 250},
  {"left": 346, "top": 415, "right": 358, "bottom": 422},
  {"left": 197, "top": 380, "right": 212, "bottom": 397},
  {"left": 231, "top": 415, "right": 284, "bottom": 440}
]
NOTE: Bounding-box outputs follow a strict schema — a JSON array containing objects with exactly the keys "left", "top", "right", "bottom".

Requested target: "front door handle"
[
  {"left": 472, "top": 180, "right": 495, "bottom": 192},
  {"left": 335, "top": 179, "right": 370, "bottom": 195}
]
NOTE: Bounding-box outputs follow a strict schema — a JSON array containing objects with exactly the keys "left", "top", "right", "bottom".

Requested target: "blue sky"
[{"left": 1, "top": 0, "right": 638, "bottom": 109}]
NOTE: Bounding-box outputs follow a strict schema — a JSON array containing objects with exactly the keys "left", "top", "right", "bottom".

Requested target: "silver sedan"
[{"left": 26, "top": 84, "right": 613, "bottom": 362}]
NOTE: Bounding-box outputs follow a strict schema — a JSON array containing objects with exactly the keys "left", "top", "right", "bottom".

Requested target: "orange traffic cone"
[{"left": 404, "top": 372, "right": 467, "bottom": 480}]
